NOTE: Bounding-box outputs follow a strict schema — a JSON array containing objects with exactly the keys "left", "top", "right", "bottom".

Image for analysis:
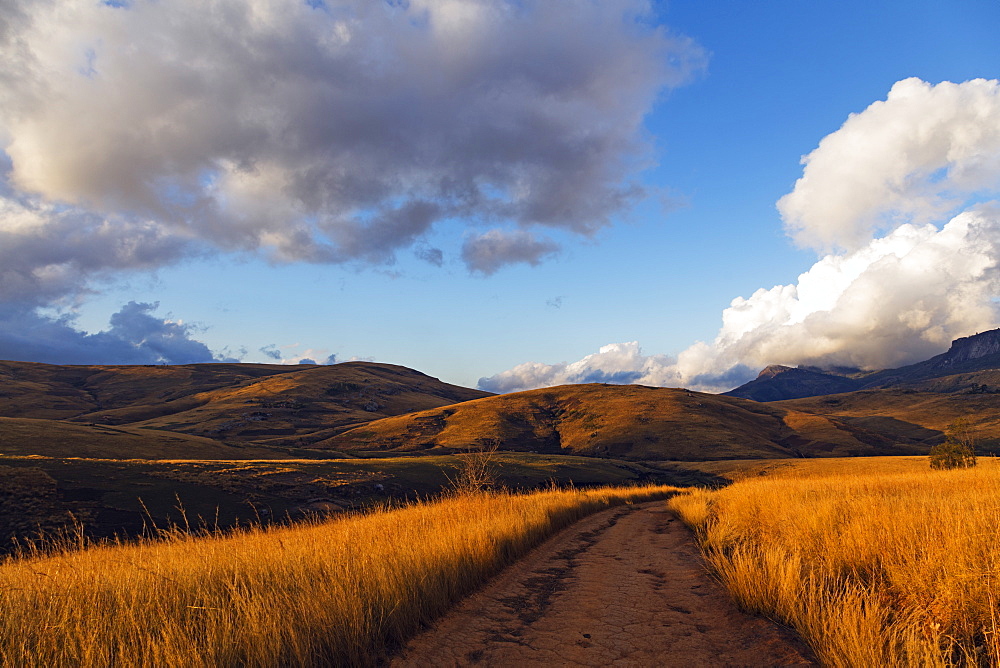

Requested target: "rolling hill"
[
  {"left": 0, "top": 362, "right": 488, "bottom": 456},
  {"left": 0, "top": 360, "right": 490, "bottom": 456},
  {"left": 316, "top": 383, "right": 938, "bottom": 460},
  {"left": 2, "top": 351, "right": 998, "bottom": 548},
  {"left": 2, "top": 343, "right": 998, "bottom": 466},
  {"left": 0, "top": 416, "right": 286, "bottom": 460}
]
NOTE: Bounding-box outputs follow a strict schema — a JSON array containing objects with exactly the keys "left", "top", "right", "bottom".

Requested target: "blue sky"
[{"left": 2, "top": 0, "right": 999, "bottom": 391}]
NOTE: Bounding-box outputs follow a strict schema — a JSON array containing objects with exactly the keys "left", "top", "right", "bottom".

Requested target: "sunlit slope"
[
  {"left": 0, "top": 360, "right": 491, "bottom": 449},
  {"left": 320, "top": 384, "right": 931, "bottom": 460},
  {"left": 0, "top": 417, "right": 285, "bottom": 459}
]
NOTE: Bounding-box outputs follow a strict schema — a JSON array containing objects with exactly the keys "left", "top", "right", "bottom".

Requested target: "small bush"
[
  {"left": 929, "top": 440, "right": 976, "bottom": 469},
  {"left": 929, "top": 419, "right": 977, "bottom": 470}
]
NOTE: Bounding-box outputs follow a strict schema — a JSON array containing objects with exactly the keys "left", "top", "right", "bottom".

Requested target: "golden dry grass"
[
  {"left": 669, "top": 457, "right": 1000, "bottom": 666},
  {"left": 0, "top": 484, "right": 677, "bottom": 667}
]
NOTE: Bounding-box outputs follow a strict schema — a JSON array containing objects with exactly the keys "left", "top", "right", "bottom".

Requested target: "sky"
[{"left": 1, "top": 0, "right": 999, "bottom": 392}]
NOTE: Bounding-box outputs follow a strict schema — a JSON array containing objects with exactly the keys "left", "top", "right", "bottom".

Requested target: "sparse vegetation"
[
  {"left": 669, "top": 459, "right": 1000, "bottom": 666},
  {"left": 0, "top": 484, "right": 678, "bottom": 667},
  {"left": 446, "top": 439, "right": 501, "bottom": 494}
]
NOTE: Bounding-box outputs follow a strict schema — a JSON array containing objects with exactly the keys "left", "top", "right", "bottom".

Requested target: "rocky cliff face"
[{"left": 941, "top": 330, "right": 1000, "bottom": 365}]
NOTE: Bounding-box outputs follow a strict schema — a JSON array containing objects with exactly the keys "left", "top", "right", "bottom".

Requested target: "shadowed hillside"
[
  {"left": 318, "top": 384, "right": 935, "bottom": 460},
  {"left": 0, "top": 417, "right": 286, "bottom": 460},
  {"left": 0, "top": 361, "right": 300, "bottom": 419}
]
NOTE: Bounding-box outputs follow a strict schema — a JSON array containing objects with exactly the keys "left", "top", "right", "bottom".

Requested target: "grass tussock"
[
  {"left": 0, "top": 484, "right": 677, "bottom": 667},
  {"left": 669, "top": 462, "right": 1000, "bottom": 667}
]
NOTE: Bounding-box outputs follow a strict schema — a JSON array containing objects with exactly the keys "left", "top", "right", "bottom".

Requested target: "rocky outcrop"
[{"left": 937, "top": 330, "right": 1000, "bottom": 365}]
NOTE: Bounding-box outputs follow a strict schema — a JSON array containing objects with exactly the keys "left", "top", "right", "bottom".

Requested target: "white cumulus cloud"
[
  {"left": 779, "top": 77, "right": 1000, "bottom": 251},
  {"left": 479, "top": 341, "right": 679, "bottom": 393},
  {"left": 481, "top": 79, "right": 1000, "bottom": 393}
]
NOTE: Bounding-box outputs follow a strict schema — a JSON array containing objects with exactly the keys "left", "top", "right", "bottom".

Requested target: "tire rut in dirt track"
[{"left": 392, "top": 501, "right": 815, "bottom": 667}]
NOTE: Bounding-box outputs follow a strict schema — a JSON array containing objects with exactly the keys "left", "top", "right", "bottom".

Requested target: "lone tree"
[
  {"left": 447, "top": 438, "right": 501, "bottom": 494},
  {"left": 929, "top": 418, "right": 977, "bottom": 470}
]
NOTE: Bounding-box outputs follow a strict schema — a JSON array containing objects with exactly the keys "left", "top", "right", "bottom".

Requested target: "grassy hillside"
[
  {"left": 5, "top": 359, "right": 996, "bottom": 464},
  {"left": 99, "top": 363, "right": 491, "bottom": 446},
  {"left": 319, "top": 383, "right": 933, "bottom": 460},
  {"left": 0, "top": 417, "right": 286, "bottom": 460},
  {"left": 0, "top": 361, "right": 301, "bottom": 419},
  {"left": 0, "top": 360, "right": 491, "bottom": 454}
]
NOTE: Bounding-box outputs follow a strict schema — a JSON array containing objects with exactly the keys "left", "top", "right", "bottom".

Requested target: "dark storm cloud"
[{"left": 0, "top": 173, "right": 192, "bottom": 305}]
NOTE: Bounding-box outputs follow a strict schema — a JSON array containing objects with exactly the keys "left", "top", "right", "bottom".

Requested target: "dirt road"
[{"left": 392, "top": 502, "right": 814, "bottom": 667}]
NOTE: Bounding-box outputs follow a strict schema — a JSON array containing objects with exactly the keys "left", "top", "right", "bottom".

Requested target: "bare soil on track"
[{"left": 392, "top": 501, "right": 814, "bottom": 667}]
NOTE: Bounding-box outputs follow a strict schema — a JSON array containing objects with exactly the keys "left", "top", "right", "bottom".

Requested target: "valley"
[{"left": 2, "top": 329, "right": 999, "bottom": 548}]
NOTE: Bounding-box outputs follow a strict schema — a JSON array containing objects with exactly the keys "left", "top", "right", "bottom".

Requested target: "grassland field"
[
  {"left": 4, "top": 449, "right": 1000, "bottom": 666},
  {"left": 0, "top": 484, "right": 680, "bottom": 667},
  {"left": 671, "top": 455, "right": 1000, "bottom": 666}
]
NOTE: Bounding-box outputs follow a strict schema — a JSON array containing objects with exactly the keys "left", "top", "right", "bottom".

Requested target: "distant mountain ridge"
[{"left": 724, "top": 328, "right": 1000, "bottom": 402}]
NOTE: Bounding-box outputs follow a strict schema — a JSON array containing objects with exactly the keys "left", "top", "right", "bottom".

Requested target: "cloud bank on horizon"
[
  {"left": 481, "top": 78, "right": 1000, "bottom": 393},
  {"left": 0, "top": 300, "right": 232, "bottom": 365},
  {"left": 0, "top": 0, "right": 703, "bottom": 364}
]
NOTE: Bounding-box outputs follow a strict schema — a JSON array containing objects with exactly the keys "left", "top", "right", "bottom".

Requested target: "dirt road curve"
[{"left": 392, "top": 502, "right": 814, "bottom": 667}]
